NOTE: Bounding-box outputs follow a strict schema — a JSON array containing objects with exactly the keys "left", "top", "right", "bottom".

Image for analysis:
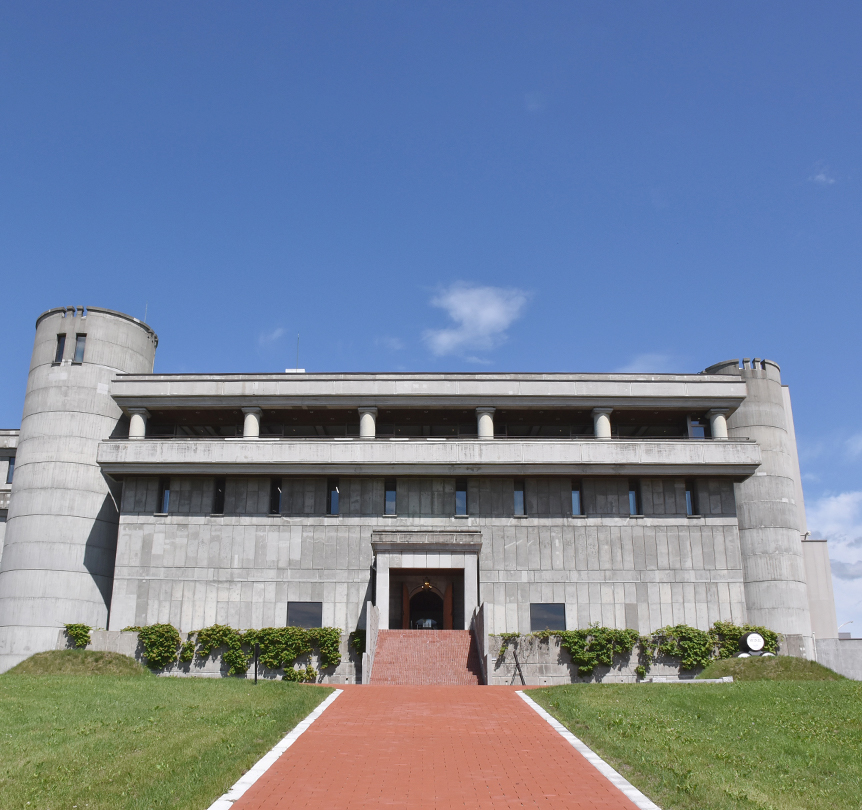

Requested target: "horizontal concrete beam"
[
  {"left": 97, "top": 437, "right": 761, "bottom": 477},
  {"left": 110, "top": 372, "right": 748, "bottom": 411}
]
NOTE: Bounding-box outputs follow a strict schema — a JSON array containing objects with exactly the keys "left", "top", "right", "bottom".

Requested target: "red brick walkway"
[{"left": 231, "top": 686, "right": 643, "bottom": 809}]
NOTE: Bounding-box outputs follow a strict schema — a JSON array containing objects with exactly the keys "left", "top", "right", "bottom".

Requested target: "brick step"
[{"left": 370, "top": 630, "right": 484, "bottom": 686}]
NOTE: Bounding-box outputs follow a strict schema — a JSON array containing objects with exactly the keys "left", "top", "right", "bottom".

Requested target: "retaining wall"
[{"left": 55, "top": 629, "right": 360, "bottom": 684}]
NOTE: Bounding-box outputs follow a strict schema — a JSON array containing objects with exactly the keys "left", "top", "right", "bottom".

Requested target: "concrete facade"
[
  {"left": 0, "top": 306, "right": 845, "bottom": 679},
  {"left": 0, "top": 430, "right": 19, "bottom": 564}
]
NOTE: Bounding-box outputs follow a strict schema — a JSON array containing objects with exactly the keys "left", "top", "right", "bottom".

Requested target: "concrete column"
[
  {"left": 128, "top": 408, "right": 149, "bottom": 439},
  {"left": 592, "top": 407, "right": 613, "bottom": 439},
  {"left": 241, "top": 407, "right": 262, "bottom": 439},
  {"left": 707, "top": 409, "right": 729, "bottom": 440},
  {"left": 476, "top": 407, "right": 495, "bottom": 440},
  {"left": 358, "top": 407, "right": 378, "bottom": 439},
  {"left": 376, "top": 556, "right": 389, "bottom": 629},
  {"left": 463, "top": 554, "right": 478, "bottom": 629}
]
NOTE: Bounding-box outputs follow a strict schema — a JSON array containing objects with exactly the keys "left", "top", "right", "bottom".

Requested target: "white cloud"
[
  {"left": 423, "top": 282, "right": 529, "bottom": 357},
  {"left": 614, "top": 353, "right": 678, "bottom": 373},
  {"left": 258, "top": 327, "right": 286, "bottom": 346},
  {"left": 806, "top": 490, "right": 862, "bottom": 631},
  {"left": 845, "top": 433, "right": 862, "bottom": 459},
  {"left": 809, "top": 162, "right": 836, "bottom": 185},
  {"left": 375, "top": 336, "right": 404, "bottom": 352}
]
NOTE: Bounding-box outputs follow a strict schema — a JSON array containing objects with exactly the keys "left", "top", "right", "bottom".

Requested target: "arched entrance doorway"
[{"left": 410, "top": 590, "right": 444, "bottom": 629}]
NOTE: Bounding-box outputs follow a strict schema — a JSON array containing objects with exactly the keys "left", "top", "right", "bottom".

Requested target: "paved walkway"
[{"left": 232, "top": 686, "right": 643, "bottom": 810}]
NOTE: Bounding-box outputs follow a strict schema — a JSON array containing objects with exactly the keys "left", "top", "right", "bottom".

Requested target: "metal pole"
[{"left": 254, "top": 642, "right": 259, "bottom": 685}]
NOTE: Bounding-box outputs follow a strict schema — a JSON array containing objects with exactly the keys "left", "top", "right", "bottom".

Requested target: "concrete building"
[{"left": 0, "top": 305, "right": 851, "bottom": 679}]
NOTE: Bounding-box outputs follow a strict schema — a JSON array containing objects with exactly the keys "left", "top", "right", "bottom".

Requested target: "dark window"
[
  {"left": 455, "top": 478, "right": 468, "bottom": 515},
  {"left": 5, "top": 456, "right": 14, "bottom": 484},
  {"left": 54, "top": 334, "right": 66, "bottom": 363},
  {"left": 384, "top": 479, "right": 396, "bottom": 515},
  {"left": 213, "top": 477, "right": 226, "bottom": 514},
  {"left": 327, "top": 478, "right": 339, "bottom": 515},
  {"left": 73, "top": 334, "right": 86, "bottom": 363},
  {"left": 514, "top": 480, "right": 526, "bottom": 516},
  {"left": 287, "top": 601, "right": 323, "bottom": 628},
  {"left": 685, "top": 479, "right": 698, "bottom": 516},
  {"left": 571, "top": 480, "right": 583, "bottom": 516},
  {"left": 530, "top": 603, "right": 566, "bottom": 632},
  {"left": 628, "top": 479, "right": 642, "bottom": 516},
  {"left": 269, "top": 478, "right": 282, "bottom": 515},
  {"left": 157, "top": 478, "right": 170, "bottom": 513},
  {"left": 688, "top": 417, "right": 709, "bottom": 439}
]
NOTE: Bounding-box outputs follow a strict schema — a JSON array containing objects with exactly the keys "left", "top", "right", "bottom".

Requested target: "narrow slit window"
[
  {"left": 685, "top": 479, "right": 698, "bottom": 516},
  {"left": 514, "top": 480, "right": 526, "bottom": 516},
  {"left": 384, "top": 479, "right": 397, "bottom": 515},
  {"left": 455, "top": 478, "right": 468, "bottom": 516},
  {"left": 73, "top": 334, "right": 86, "bottom": 363},
  {"left": 269, "top": 478, "right": 282, "bottom": 515},
  {"left": 157, "top": 478, "right": 171, "bottom": 514},
  {"left": 213, "top": 477, "right": 226, "bottom": 515},
  {"left": 628, "top": 479, "right": 642, "bottom": 516},
  {"left": 571, "top": 479, "right": 583, "bottom": 516},
  {"left": 327, "top": 478, "right": 340, "bottom": 515},
  {"left": 54, "top": 334, "right": 66, "bottom": 363},
  {"left": 6, "top": 456, "right": 14, "bottom": 484}
]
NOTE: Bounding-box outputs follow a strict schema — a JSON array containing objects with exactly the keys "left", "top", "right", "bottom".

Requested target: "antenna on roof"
[{"left": 144, "top": 302, "right": 148, "bottom": 322}]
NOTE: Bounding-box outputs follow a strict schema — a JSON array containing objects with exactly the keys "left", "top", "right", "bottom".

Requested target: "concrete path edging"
[
  {"left": 517, "top": 691, "right": 662, "bottom": 810},
  {"left": 207, "top": 689, "right": 343, "bottom": 810}
]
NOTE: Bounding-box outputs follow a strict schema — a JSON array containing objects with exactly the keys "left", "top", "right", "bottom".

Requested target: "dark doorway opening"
[{"left": 410, "top": 590, "right": 444, "bottom": 629}]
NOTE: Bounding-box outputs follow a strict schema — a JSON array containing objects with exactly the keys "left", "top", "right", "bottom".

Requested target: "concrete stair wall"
[{"left": 370, "top": 630, "right": 483, "bottom": 685}]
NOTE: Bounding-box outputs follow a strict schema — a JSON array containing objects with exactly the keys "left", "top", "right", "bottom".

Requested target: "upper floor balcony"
[{"left": 96, "top": 434, "right": 761, "bottom": 478}]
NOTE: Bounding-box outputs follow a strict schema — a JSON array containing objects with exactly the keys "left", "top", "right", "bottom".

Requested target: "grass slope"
[
  {"left": 698, "top": 655, "right": 844, "bottom": 682},
  {"left": 0, "top": 672, "right": 331, "bottom": 810},
  {"left": 531, "top": 681, "right": 862, "bottom": 810},
  {"left": 8, "top": 649, "right": 150, "bottom": 676}
]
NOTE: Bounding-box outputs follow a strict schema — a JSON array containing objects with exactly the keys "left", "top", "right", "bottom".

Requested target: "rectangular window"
[
  {"left": 530, "top": 603, "right": 566, "bottom": 632},
  {"left": 571, "top": 480, "right": 583, "bottom": 516},
  {"left": 455, "top": 478, "right": 468, "bottom": 516},
  {"left": 5, "top": 456, "right": 14, "bottom": 484},
  {"left": 384, "top": 479, "right": 397, "bottom": 515},
  {"left": 157, "top": 478, "right": 170, "bottom": 514},
  {"left": 327, "top": 478, "right": 340, "bottom": 515},
  {"left": 213, "top": 477, "right": 226, "bottom": 514},
  {"left": 73, "top": 334, "right": 86, "bottom": 364},
  {"left": 54, "top": 334, "right": 66, "bottom": 363},
  {"left": 628, "top": 479, "right": 642, "bottom": 516},
  {"left": 514, "top": 480, "right": 526, "bottom": 516},
  {"left": 685, "top": 479, "right": 698, "bottom": 516},
  {"left": 287, "top": 601, "right": 323, "bottom": 628},
  {"left": 269, "top": 478, "right": 282, "bottom": 515},
  {"left": 687, "top": 416, "right": 708, "bottom": 439}
]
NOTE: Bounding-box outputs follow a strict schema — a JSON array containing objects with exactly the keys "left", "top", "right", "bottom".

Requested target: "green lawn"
[
  {"left": 0, "top": 658, "right": 331, "bottom": 810},
  {"left": 530, "top": 680, "right": 862, "bottom": 810}
]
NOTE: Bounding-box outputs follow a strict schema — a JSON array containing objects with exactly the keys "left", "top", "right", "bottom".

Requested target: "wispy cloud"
[
  {"left": 375, "top": 336, "right": 404, "bottom": 352},
  {"left": 845, "top": 433, "right": 862, "bottom": 459},
  {"left": 423, "top": 282, "right": 529, "bottom": 357},
  {"left": 614, "top": 353, "right": 678, "bottom": 373},
  {"left": 258, "top": 327, "right": 286, "bottom": 346},
  {"left": 807, "top": 490, "right": 862, "bottom": 629},
  {"left": 809, "top": 161, "right": 836, "bottom": 186}
]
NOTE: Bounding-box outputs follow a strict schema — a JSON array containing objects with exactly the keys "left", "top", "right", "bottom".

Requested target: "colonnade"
[{"left": 126, "top": 405, "right": 730, "bottom": 440}]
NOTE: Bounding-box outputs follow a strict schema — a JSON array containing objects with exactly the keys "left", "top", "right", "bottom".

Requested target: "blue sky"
[{"left": 1, "top": 3, "right": 860, "bottom": 632}]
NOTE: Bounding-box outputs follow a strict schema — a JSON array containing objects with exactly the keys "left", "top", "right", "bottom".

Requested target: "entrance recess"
[{"left": 371, "top": 530, "right": 482, "bottom": 630}]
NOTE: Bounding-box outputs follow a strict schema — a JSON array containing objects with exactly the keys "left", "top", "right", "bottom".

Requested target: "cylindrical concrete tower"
[
  {"left": 704, "top": 358, "right": 813, "bottom": 658},
  {"left": 0, "top": 306, "right": 157, "bottom": 672}
]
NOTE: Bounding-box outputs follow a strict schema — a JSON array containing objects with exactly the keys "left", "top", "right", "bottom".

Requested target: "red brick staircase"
[{"left": 369, "top": 630, "right": 484, "bottom": 685}]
